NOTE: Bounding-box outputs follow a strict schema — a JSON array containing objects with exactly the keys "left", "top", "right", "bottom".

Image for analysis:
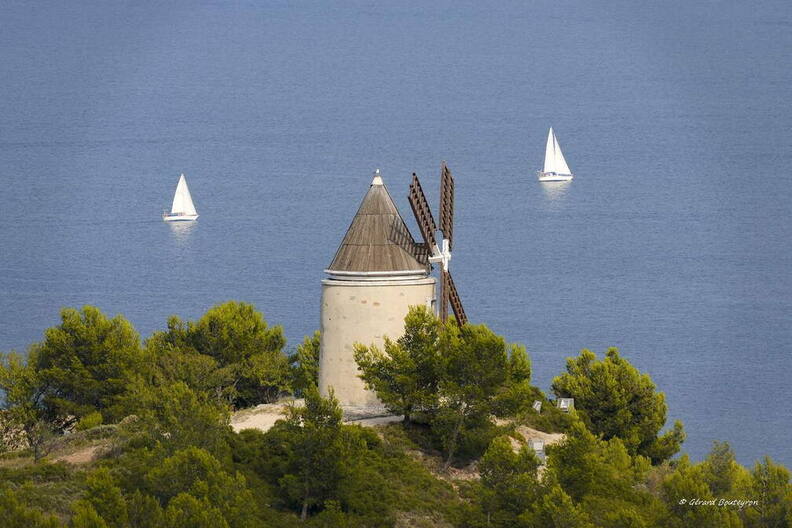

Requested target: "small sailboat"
[
  {"left": 538, "top": 127, "right": 574, "bottom": 182},
  {"left": 163, "top": 174, "right": 199, "bottom": 221}
]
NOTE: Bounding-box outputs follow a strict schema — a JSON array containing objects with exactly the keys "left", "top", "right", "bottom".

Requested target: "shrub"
[{"left": 75, "top": 412, "right": 103, "bottom": 432}]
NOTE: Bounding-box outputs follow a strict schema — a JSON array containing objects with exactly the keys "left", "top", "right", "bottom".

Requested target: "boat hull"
[
  {"left": 163, "top": 213, "right": 199, "bottom": 222},
  {"left": 537, "top": 171, "right": 574, "bottom": 182}
]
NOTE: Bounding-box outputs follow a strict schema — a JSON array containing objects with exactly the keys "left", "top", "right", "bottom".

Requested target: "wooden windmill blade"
[
  {"left": 409, "top": 166, "right": 466, "bottom": 326},
  {"left": 408, "top": 173, "right": 437, "bottom": 252},
  {"left": 445, "top": 271, "right": 467, "bottom": 325},
  {"left": 439, "top": 162, "right": 454, "bottom": 250}
]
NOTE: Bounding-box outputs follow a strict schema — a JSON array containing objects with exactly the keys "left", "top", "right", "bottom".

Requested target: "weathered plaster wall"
[{"left": 319, "top": 277, "right": 436, "bottom": 408}]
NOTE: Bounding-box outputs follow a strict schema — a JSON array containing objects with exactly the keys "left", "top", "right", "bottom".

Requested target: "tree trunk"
[
  {"left": 442, "top": 414, "right": 464, "bottom": 471},
  {"left": 300, "top": 500, "right": 308, "bottom": 521},
  {"left": 25, "top": 423, "right": 43, "bottom": 462}
]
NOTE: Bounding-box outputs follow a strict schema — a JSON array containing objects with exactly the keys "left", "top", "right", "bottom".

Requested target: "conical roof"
[{"left": 327, "top": 173, "right": 428, "bottom": 275}]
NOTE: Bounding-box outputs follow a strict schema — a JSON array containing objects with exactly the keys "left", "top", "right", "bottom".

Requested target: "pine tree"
[{"left": 551, "top": 348, "right": 685, "bottom": 463}]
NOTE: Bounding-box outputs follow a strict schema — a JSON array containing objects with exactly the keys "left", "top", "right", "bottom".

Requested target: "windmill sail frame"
[{"left": 408, "top": 164, "right": 467, "bottom": 325}]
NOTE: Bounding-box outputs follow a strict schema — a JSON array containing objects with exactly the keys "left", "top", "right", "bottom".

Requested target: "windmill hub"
[{"left": 428, "top": 238, "right": 452, "bottom": 272}]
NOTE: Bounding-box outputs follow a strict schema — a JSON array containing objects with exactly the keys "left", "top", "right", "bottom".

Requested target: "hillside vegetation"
[{"left": 2, "top": 302, "right": 791, "bottom": 527}]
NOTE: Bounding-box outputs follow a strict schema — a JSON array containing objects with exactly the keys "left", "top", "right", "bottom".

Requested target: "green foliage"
[
  {"left": 491, "top": 345, "right": 535, "bottom": 417},
  {"left": 163, "top": 493, "right": 229, "bottom": 528},
  {"left": 75, "top": 412, "right": 103, "bottom": 432},
  {"left": 116, "top": 381, "right": 230, "bottom": 455},
  {"left": 289, "top": 331, "right": 320, "bottom": 396},
  {"left": 55, "top": 446, "right": 260, "bottom": 527},
  {"left": 0, "top": 460, "right": 73, "bottom": 485},
  {"left": 518, "top": 390, "right": 575, "bottom": 434},
  {"left": 307, "top": 500, "right": 350, "bottom": 528},
  {"left": 0, "top": 353, "right": 55, "bottom": 460},
  {"left": 506, "top": 344, "right": 531, "bottom": 383},
  {"left": 476, "top": 436, "right": 540, "bottom": 527},
  {"left": 145, "top": 447, "right": 226, "bottom": 503},
  {"left": 355, "top": 306, "right": 530, "bottom": 468},
  {"left": 0, "top": 462, "right": 84, "bottom": 519},
  {"left": 69, "top": 502, "right": 108, "bottom": 528},
  {"left": 144, "top": 343, "right": 223, "bottom": 399},
  {"left": 354, "top": 306, "right": 442, "bottom": 423},
  {"left": 1, "top": 307, "right": 143, "bottom": 460},
  {"left": 644, "top": 420, "right": 685, "bottom": 465},
  {"left": 239, "top": 417, "right": 461, "bottom": 526},
  {"left": 547, "top": 421, "right": 649, "bottom": 504},
  {"left": 742, "top": 456, "right": 792, "bottom": 528},
  {"left": 276, "top": 386, "right": 351, "bottom": 520},
  {"left": 659, "top": 455, "right": 743, "bottom": 528},
  {"left": 146, "top": 447, "right": 259, "bottom": 527},
  {"left": 700, "top": 441, "right": 745, "bottom": 496},
  {"left": 551, "top": 348, "right": 685, "bottom": 463},
  {"left": 79, "top": 468, "right": 127, "bottom": 526},
  {"left": 6, "top": 302, "right": 792, "bottom": 528},
  {"left": 463, "top": 429, "right": 647, "bottom": 528},
  {"left": 479, "top": 436, "right": 538, "bottom": 488},
  {"left": 145, "top": 302, "right": 290, "bottom": 407},
  {"left": 126, "top": 491, "right": 165, "bottom": 528},
  {"left": 523, "top": 482, "right": 595, "bottom": 528},
  {"left": 32, "top": 306, "right": 145, "bottom": 424},
  {"left": 0, "top": 486, "right": 62, "bottom": 528},
  {"left": 527, "top": 420, "right": 689, "bottom": 528},
  {"left": 432, "top": 321, "right": 515, "bottom": 468},
  {"left": 191, "top": 302, "right": 285, "bottom": 364}
]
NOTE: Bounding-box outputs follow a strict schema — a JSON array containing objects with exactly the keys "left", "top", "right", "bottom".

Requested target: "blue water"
[{"left": 1, "top": 1, "right": 790, "bottom": 466}]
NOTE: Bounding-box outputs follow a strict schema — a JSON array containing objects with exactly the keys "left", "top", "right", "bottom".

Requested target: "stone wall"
[{"left": 319, "top": 276, "right": 436, "bottom": 409}]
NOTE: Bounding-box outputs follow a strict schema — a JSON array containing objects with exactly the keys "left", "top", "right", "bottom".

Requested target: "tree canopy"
[
  {"left": 355, "top": 306, "right": 534, "bottom": 467},
  {"left": 288, "top": 331, "right": 320, "bottom": 396},
  {"left": 144, "top": 301, "right": 290, "bottom": 407},
  {"left": 30, "top": 306, "right": 145, "bottom": 424},
  {"left": 551, "top": 347, "right": 685, "bottom": 463}
]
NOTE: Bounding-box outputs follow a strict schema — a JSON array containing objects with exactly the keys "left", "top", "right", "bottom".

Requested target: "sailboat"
[
  {"left": 538, "top": 127, "right": 574, "bottom": 182},
  {"left": 163, "top": 174, "right": 199, "bottom": 221}
]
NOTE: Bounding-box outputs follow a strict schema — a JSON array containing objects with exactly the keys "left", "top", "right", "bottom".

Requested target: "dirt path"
[
  {"left": 514, "top": 425, "right": 565, "bottom": 446},
  {"left": 230, "top": 401, "right": 403, "bottom": 433},
  {"left": 53, "top": 444, "right": 105, "bottom": 465},
  {"left": 230, "top": 402, "right": 289, "bottom": 432}
]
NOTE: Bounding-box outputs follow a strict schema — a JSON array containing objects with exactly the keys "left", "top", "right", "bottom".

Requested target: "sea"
[{"left": 1, "top": 1, "right": 790, "bottom": 467}]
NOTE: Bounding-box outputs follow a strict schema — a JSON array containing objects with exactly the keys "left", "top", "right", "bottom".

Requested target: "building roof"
[{"left": 327, "top": 173, "right": 428, "bottom": 274}]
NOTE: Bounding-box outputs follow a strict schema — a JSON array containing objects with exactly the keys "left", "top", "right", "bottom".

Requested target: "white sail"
[
  {"left": 552, "top": 130, "right": 572, "bottom": 175},
  {"left": 543, "top": 128, "right": 572, "bottom": 175},
  {"left": 171, "top": 174, "right": 197, "bottom": 216},
  {"left": 543, "top": 128, "right": 556, "bottom": 173}
]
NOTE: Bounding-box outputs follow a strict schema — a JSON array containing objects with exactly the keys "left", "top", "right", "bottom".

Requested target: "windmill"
[{"left": 408, "top": 162, "right": 468, "bottom": 325}]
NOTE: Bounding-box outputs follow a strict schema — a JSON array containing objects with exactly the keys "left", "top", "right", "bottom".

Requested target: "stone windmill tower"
[
  {"left": 319, "top": 166, "right": 467, "bottom": 409},
  {"left": 319, "top": 170, "right": 435, "bottom": 409}
]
